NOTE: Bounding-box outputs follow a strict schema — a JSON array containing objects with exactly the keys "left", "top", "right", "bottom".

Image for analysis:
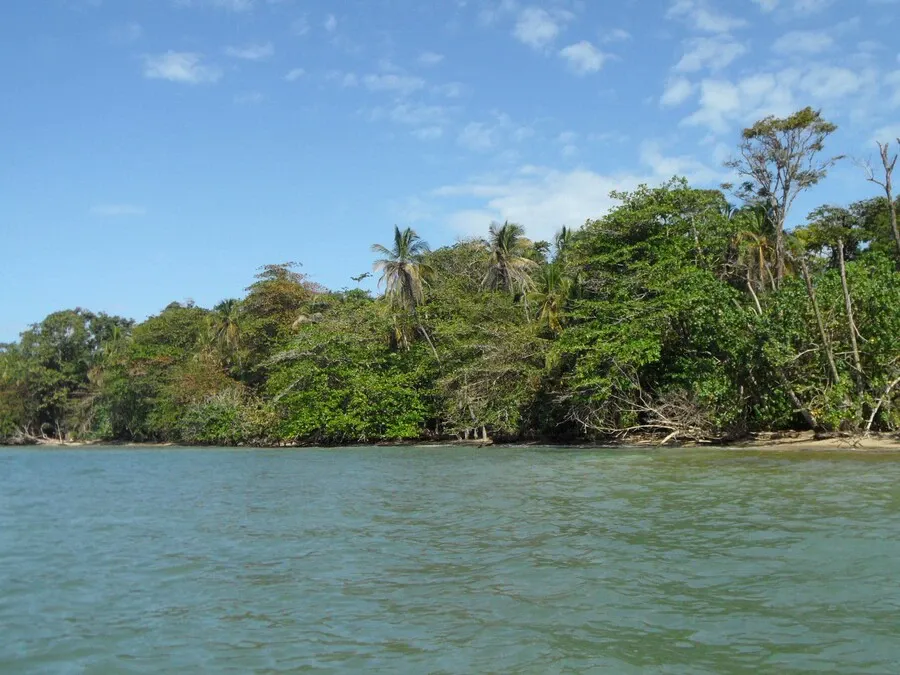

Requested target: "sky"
[{"left": 2, "top": 0, "right": 900, "bottom": 341}]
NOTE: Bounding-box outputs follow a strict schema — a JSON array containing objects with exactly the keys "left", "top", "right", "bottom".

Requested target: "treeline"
[{"left": 2, "top": 108, "right": 900, "bottom": 446}]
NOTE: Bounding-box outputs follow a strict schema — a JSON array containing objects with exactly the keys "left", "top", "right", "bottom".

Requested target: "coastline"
[{"left": 4, "top": 430, "right": 899, "bottom": 452}]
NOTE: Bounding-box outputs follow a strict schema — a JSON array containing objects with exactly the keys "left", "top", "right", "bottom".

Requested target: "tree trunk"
[
  {"left": 774, "top": 209, "right": 786, "bottom": 285},
  {"left": 799, "top": 258, "right": 841, "bottom": 385},
  {"left": 865, "top": 375, "right": 900, "bottom": 433},
  {"left": 775, "top": 370, "right": 819, "bottom": 431},
  {"left": 879, "top": 142, "right": 900, "bottom": 259},
  {"left": 837, "top": 238, "right": 864, "bottom": 393}
]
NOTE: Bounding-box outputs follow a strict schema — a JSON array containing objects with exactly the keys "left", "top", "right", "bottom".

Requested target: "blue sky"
[{"left": 2, "top": 0, "right": 899, "bottom": 341}]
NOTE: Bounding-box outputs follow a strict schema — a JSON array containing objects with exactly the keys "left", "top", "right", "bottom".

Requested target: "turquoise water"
[{"left": 1, "top": 447, "right": 899, "bottom": 674}]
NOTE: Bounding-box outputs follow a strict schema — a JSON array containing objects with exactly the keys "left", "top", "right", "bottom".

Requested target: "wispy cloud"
[
  {"left": 143, "top": 52, "right": 222, "bottom": 84},
  {"left": 602, "top": 28, "right": 632, "bottom": 43},
  {"left": 676, "top": 36, "right": 747, "bottom": 72},
  {"left": 458, "top": 122, "right": 498, "bottom": 152},
  {"left": 513, "top": 7, "right": 572, "bottom": 50},
  {"left": 362, "top": 73, "right": 426, "bottom": 95},
  {"left": 291, "top": 15, "right": 310, "bottom": 36},
  {"left": 660, "top": 76, "right": 696, "bottom": 106},
  {"left": 559, "top": 41, "right": 606, "bottom": 74},
  {"left": 418, "top": 51, "right": 445, "bottom": 67},
  {"left": 285, "top": 67, "right": 305, "bottom": 82},
  {"left": 682, "top": 64, "right": 878, "bottom": 134},
  {"left": 90, "top": 204, "right": 146, "bottom": 217},
  {"left": 668, "top": 0, "right": 746, "bottom": 33},
  {"left": 324, "top": 13, "right": 337, "bottom": 32},
  {"left": 433, "top": 146, "right": 719, "bottom": 240},
  {"left": 224, "top": 42, "right": 274, "bottom": 61},
  {"left": 772, "top": 30, "right": 833, "bottom": 55},
  {"left": 456, "top": 113, "right": 533, "bottom": 153}
]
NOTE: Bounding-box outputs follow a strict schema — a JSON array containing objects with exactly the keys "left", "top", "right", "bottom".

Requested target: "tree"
[
  {"left": 209, "top": 298, "right": 243, "bottom": 369},
  {"left": 371, "top": 226, "right": 438, "bottom": 356},
  {"left": 733, "top": 205, "right": 777, "bottom": 296},
  {"left": 725, "top": 107, "right": 841, "bottom": 285},
  {"left": 371, "top": 226, "right": 433, "bottom": 313},
  {"left": 529, "top": 263, "right": 571, "bottom": 334},
  {"left": 482, "top": 221, "right": 538, "bottom": 296},
  {"left": 864, "top": 139, "right": 900, "bottom": 259}
]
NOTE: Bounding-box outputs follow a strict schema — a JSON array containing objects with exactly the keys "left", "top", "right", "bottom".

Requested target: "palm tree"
[
  {"left": 371, "top": 226, "right": 433, "bottom": 313},
  {"left": 734, "top": 206, "right": 777, "bottom": 293},
  {"left": 529, "top": 263, "right": 571, "bottom": 334},
  {"left": 372, "top": 226, "right": 439, "bottom": 359},
  {"left": 554, "top": 226, "right": 574, "bottom": 260},
  {"left": 211, "top": 299, "right": 242, "bottom": 367},
  {"left": 482, "top": 221, "right": 538, "bottom": 295}
]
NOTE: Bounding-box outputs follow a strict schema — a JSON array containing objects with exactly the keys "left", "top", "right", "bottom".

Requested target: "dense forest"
[{"left": 3, "top": 108, "right": 900, "bottom": 446}]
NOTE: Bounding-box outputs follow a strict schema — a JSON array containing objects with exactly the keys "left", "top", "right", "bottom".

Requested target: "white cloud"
[
  {"left": 682, "top": 64, "right": 878, "bottom": 134},
  {"left": 886, "top": 70, "right": 900, "bottom": 107},
  {"left": 324, "top": 13, "right": 337, "bottom": 32},
  {"left": 285, "top": 67, "right": 305, "bottom": 81},
  {"left": 371, "top": 102, "right": 450, "bottom": 127},
  {"left": 362, "top": 73, "right": 426, "bottom": 95},
  {"left": 801, "top": 66, "right": 871, "bottom": 99},
  {"left": 513, "top": 7, "right": 571, "bottom": 50},
  {"left": 676, "top": 36, "right": 747, "bottom": 72},
  {"left": 432, "top": 143, "right": 720, "bottom": 240},
  {"left": 434, "top": 167, "right": 646, "bottom": 240},
  {"left": 772, "top": 30, "right": 833, "bottom": 55},
  {"left": 752, "top": 0, "right": 837, "bottom": 15},
  {"left": 224, "top": 42, "right": 274, "bottom": 61},
  {"left": 668, "top": 0, "right": 747, "bottom": 33},
  {"left": 661, "top": 76, "right": 696, "bottom": 106},
  {"left": 458, "top": 122, "right": 498, "bottom": 152},
  {"left": 291, "top": 15, "right": 310, "bottom": 36},
  {"left": 870, "top": 124, "right": 900, "bottom": 145},
  {"left": 418, "top": 51, "right": 445, "bottom": 66},
  {"left": 143, "top": 52, "right": 222, "bottom": 84},
  {"left": 638, "top": 141, "right": 721, "bottom": 183},
  {"left": 559, "top": 41, "right": 606, "bottom": 74},
  {"left": 90, "top": 204, "right": 146, "bottom": 217},
  {"left": 684, "top": 74, "right": 790, "bottom": 133},
  {"left": 602, "top": 28, "right": 632, "bottom": 43},
  {"left": 558, "top": 131, "right": 578, "bottom": 157}
]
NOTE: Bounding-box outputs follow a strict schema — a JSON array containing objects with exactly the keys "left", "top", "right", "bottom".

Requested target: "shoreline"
[{"left": 4, "top": 431, "right": 899, "bottom": 452}]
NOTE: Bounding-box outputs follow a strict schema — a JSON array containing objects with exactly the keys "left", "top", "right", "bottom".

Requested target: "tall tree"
[
  {"left": 529, "top": 263, "right": 571, "bottom": 335},
  {"left": 371, "top": 226, "right": 433, "bottom": 313},
  {"left": 371, "top": 226, "right": 437, "bottom": 356},
  {"left": 482, "top": 221, "right": 538, "bottom": 295},
  {"left": 210, "top": 298, "right": 243, "bottom": 368},
  {"left": 864, "top": 139, "right": 900, "bottom": 259},
  {"left": 725, "top": 107, "right": 841, "bottom": 285}
]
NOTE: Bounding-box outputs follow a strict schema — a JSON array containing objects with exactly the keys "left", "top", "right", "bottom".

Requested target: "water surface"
[{"left": 1, "top": 446, "right": 899, "bottom": 673}]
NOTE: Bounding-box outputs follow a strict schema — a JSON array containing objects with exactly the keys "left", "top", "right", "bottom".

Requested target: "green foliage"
[
  {"left": 266, "top": 295, "right": 431, "bottom": 443},
  {"left": 3, "top": 111, "right": 899, "bottom": 445},
  {"left": 179, "top": 389, "right": 273, "bottom": 445}
]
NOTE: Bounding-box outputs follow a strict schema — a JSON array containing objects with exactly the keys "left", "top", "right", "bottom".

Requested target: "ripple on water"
[{"left": 0, "top": 446, "right": 899, "bottom": 674}]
